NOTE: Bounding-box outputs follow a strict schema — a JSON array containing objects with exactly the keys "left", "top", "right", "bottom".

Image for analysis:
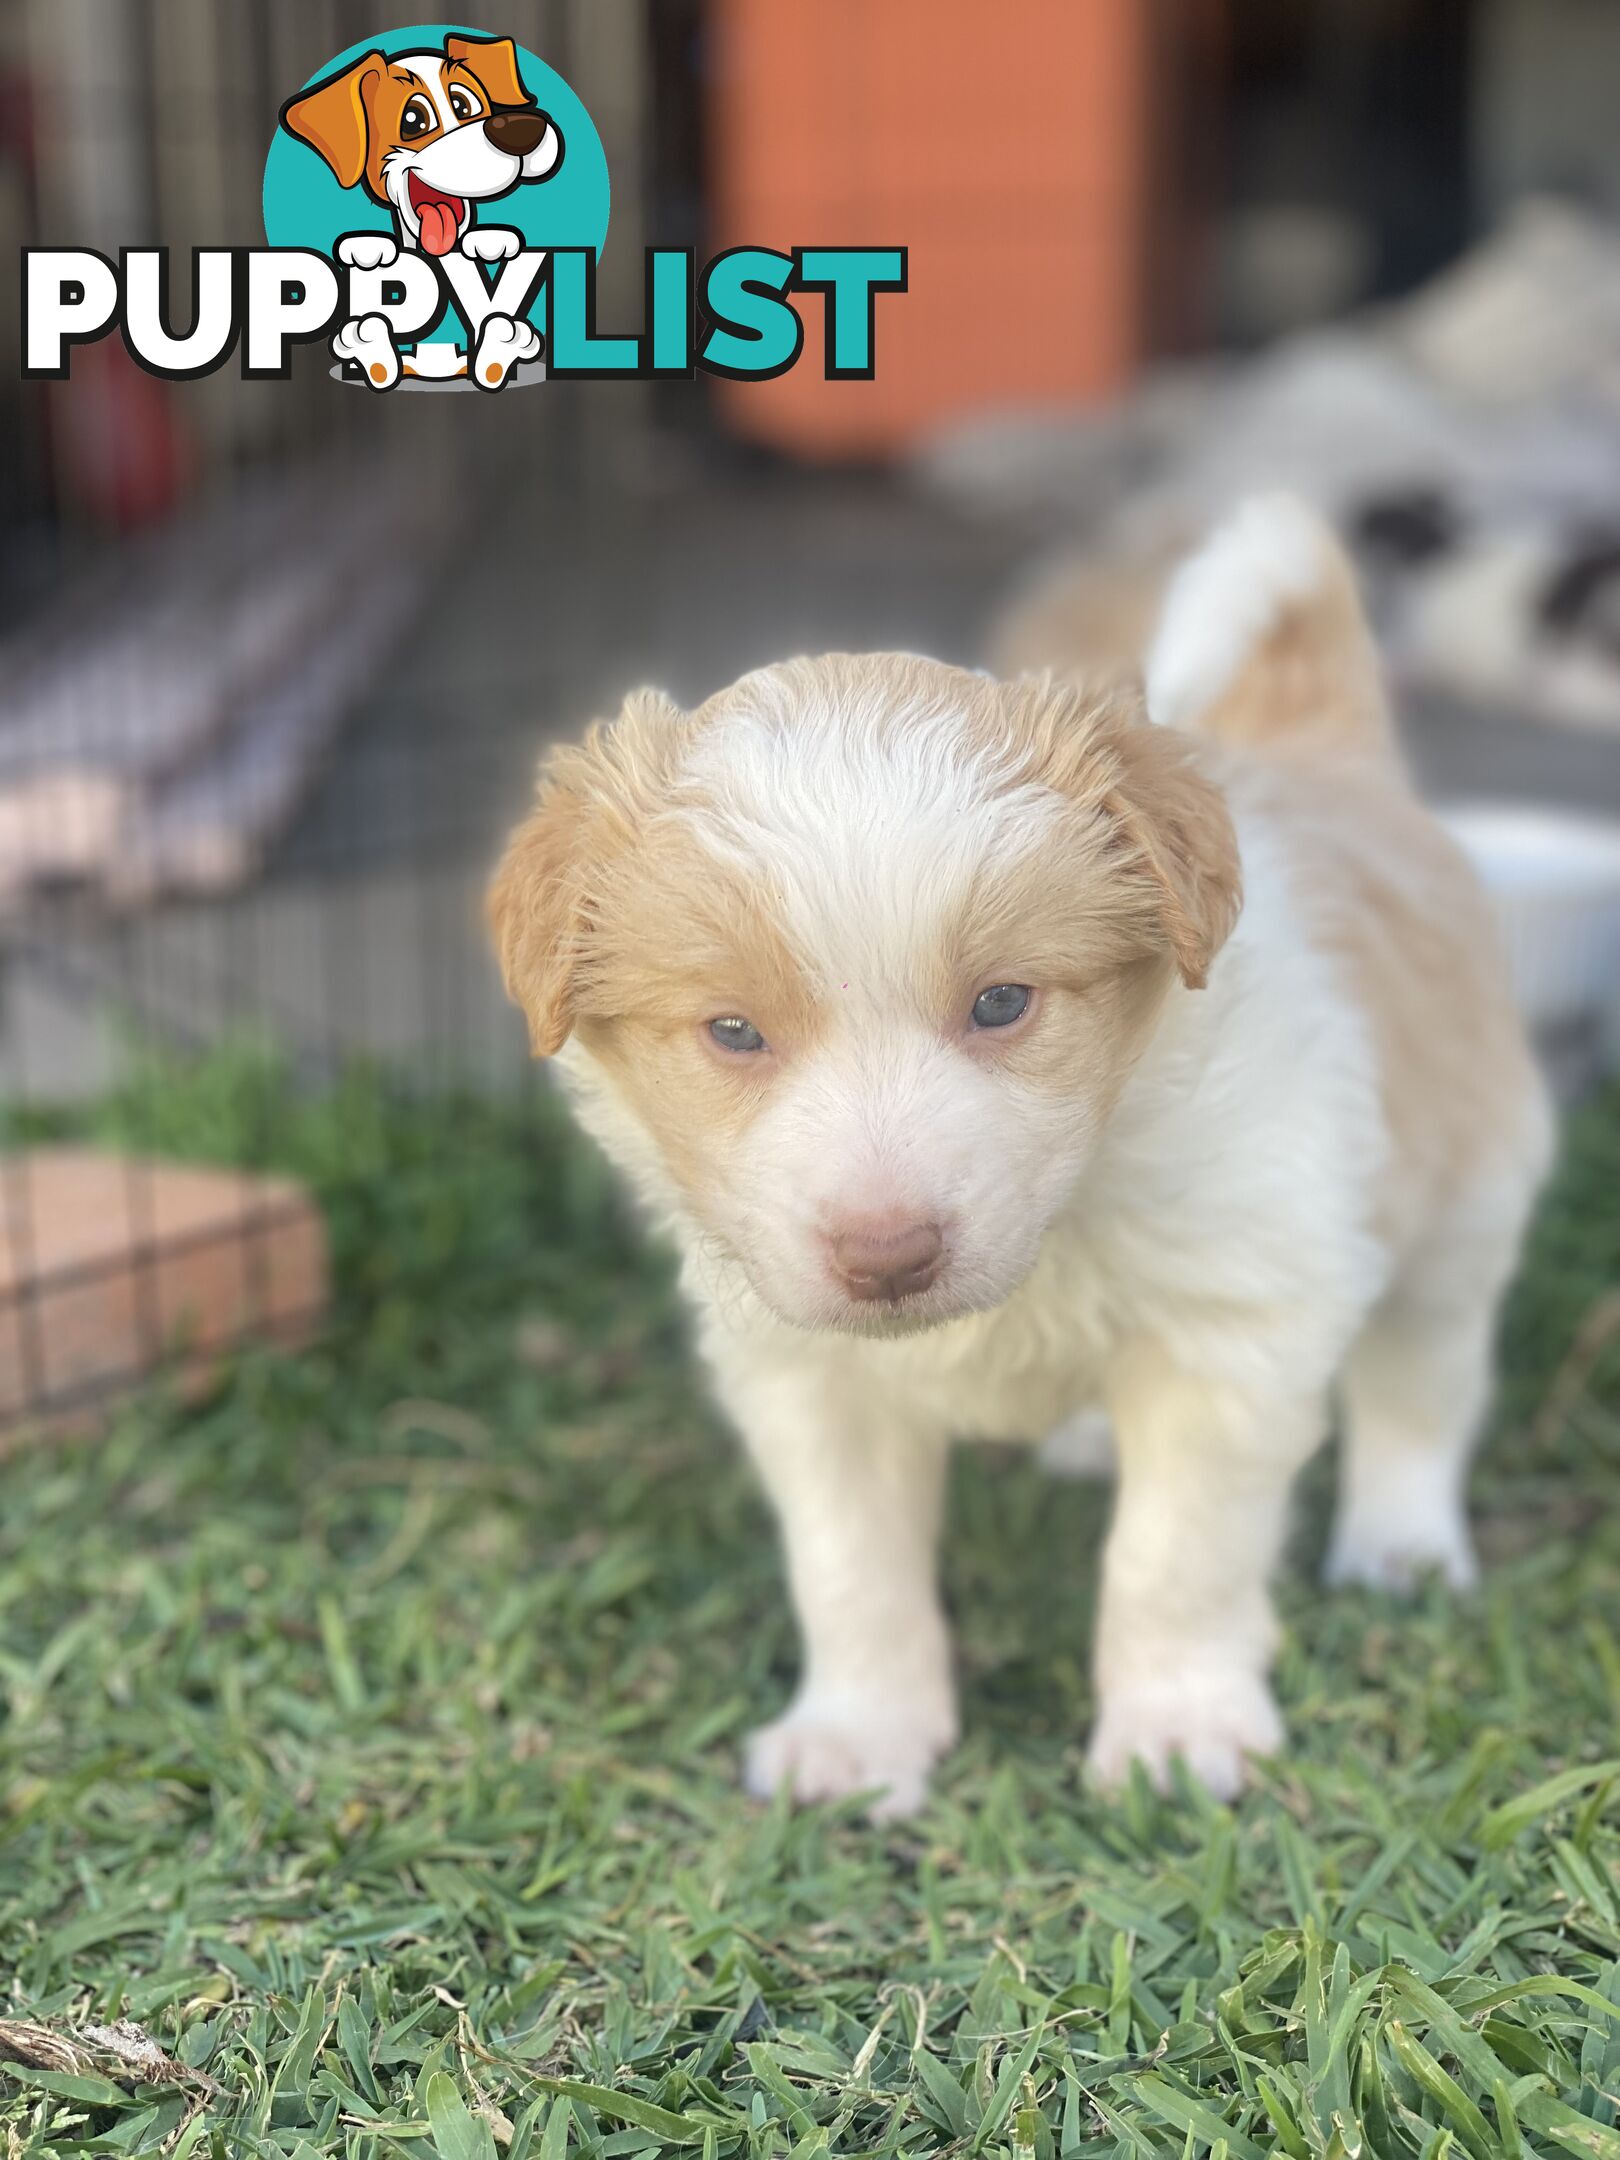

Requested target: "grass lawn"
[{"left": 2, "top": 1052, "right": 1618, "bottom": 2160}]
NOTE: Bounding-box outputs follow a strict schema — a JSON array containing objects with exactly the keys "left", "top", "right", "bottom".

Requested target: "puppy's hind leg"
[
  {"left": 1327, "top": 1286, "right": 1496, "bottom": 1593},
  {"left": 1329, "top": 1021, "right": 1550, "bottom": 1594}
]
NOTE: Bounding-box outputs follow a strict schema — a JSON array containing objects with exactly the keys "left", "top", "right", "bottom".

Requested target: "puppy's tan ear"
[
  {"left": 487, "top": 771, "right": 584, "bottom": 1057},
  {"left": 998, "top": 676, "right": 1242, "bottom": 990},
  {"left": 280, "top": 53, "right": 382, "bottom": 190},
  {"left": 487, "top": 692, "right": 685, "bottom": 1056},
  {"left": 1102, "top": 714, "right": 1242, "bottom": 989},
  {"left": 446, "top": 33, "right": 534, "bottom": 107}
]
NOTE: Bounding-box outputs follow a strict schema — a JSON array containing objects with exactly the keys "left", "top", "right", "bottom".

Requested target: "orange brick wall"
[{"left": 708, "top": 0, "right": 1148, "bottom": 457}]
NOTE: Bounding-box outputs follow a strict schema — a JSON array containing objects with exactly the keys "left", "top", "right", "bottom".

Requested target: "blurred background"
[{"left": 1, "top": 0, "right": 1619, "bottom": 1427}]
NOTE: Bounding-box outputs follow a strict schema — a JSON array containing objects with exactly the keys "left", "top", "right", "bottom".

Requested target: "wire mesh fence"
[
  {"left": 0, "top": 0, "right": 1044, "bottom": 1428},
  {"left": 0, "top": 0, "right": 645, "bottom": 1426}
]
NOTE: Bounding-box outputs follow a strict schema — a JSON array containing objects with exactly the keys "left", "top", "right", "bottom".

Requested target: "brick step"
[{"left": 0, "top": 1149, "right": 328, "bottom": 1435}]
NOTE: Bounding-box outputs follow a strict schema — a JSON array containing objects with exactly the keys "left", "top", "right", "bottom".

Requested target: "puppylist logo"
[
  {"left": 21, "top": 22, "right": 907, "bottom": 394},
  {"left": 270, "top": 25, "right": 582, "bottom": 388}
]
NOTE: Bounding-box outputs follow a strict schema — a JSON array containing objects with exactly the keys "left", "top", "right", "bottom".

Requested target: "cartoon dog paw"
[
  {"left": 472, "top": 313, "right": 541, "bottom": 390},
  {"left": 332, "top": 313, "right": 400, "bottom": 391},
  {"left": 336, "top": 233, "right": 399, "bottom": 272},
  {"left": 461, "top": 226, "right": 523, "bottom": 263}
]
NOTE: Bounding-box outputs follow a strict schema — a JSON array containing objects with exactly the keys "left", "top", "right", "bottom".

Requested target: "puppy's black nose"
[
  {"left": 826, "top": 1216, "right": 944, "bottom": 1304},
  {"left": 484, "top": 109, "right": 548, "bottom": 156}
]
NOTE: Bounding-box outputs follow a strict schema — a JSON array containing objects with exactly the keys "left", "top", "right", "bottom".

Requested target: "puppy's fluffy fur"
[{"left": 490, "top": 498, "right": 1551, "bottom": 1814}]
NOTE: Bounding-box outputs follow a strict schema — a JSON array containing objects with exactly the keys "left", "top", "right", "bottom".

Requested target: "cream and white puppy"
[{"left": 490, "top": 498, "right": 1551, "bottom": 1815}]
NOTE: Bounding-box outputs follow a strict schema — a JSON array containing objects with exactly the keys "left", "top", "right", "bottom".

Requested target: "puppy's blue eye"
[
  {"left": 709, "top": 1016, "right": 767, "bottom": 1053},
  {"left": 971, "top": 983, "right": 1031, "bottom": 1029}
]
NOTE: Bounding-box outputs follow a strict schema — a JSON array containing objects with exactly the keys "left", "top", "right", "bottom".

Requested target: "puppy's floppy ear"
[
  {"left": 280, "top": 53, "right": 382, "bottom": 190},
  {"left": 446, "top": 33, "right": 534, "bottom": 107},
  {"left": 1101, "top": 710, "right": 1242, "bottom": 989},
  {"left": 999, "top": 676, "right": 1242, "bottom": 990},
  {"left": 488, "top": 691, "right": 686, "bottom": 1056},
  {"left": 487, "top": 771, "right": 583, "bottom": 1058}
]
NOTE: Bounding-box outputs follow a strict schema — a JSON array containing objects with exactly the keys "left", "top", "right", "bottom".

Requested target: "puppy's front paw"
[
  {"left": 744, "top": 1692, "right": 955, "bottom": 1820},
  {"left": 1088, "top": 1667, "right": 1282, "bottom": 1801}
]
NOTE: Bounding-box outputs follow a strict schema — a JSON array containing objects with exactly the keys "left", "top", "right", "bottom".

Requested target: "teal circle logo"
[{"left": 262, "top": 22, "right": 608, "bottom": 372}]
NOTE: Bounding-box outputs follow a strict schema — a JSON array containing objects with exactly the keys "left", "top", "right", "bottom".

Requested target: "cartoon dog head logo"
[
  {"left": 264, "top": 25, "right": 607, "bottom": 390},
  {"left": 279, "top": 33, "right": 563, "bottom": 260}
]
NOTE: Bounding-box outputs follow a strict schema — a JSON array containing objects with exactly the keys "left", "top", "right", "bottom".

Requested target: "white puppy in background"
[{"left": 490, "top": 497, "right": 1551, "bottom": 1815}]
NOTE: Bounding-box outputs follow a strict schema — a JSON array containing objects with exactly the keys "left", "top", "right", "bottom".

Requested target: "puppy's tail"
[{"left": 1144, "top": 495, "right": 1398, "bottom": 764}]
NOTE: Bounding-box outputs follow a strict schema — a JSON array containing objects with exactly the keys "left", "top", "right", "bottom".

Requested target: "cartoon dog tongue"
[
  {"left": 418, "top": 195, "right": 462, "bottom": 256},
  {"left": 408, "top": 177, "right": 464, "bottom": 257}
]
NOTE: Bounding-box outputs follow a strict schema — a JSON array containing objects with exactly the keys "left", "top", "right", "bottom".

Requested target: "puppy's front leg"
[
  {"left": 717, "top": 1359, "right": 956, "bottom": 1818},
  {"left": 1089, "top": 1345, "right": 1325, "bottom": 1800}
]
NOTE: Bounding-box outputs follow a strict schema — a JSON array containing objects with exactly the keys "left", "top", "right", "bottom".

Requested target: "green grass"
[{"left": 2, "top": 1051, "right": 1618, "bottom": 2160}]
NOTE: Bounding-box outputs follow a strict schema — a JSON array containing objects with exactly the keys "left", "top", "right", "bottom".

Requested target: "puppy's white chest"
[{"left": 854, "top": 1241, "right": 1120, "bottom": 1443}]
